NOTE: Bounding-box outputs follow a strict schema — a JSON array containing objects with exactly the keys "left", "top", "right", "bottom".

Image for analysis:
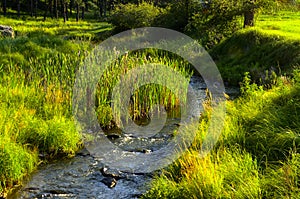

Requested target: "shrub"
[
  {"left": 185, "top": 0, "right": 241, "bottom": 48},
  {"left": 110, "top": 2, "right": 164, "bottom": 31}
]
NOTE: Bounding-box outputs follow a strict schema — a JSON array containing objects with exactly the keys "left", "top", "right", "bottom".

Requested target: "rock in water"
[
  {"left": 0, "top": 25, "right": 14, "bottom": 38},
  {"left": 101, "top": 177, "right": 117, "bottom": 188}
]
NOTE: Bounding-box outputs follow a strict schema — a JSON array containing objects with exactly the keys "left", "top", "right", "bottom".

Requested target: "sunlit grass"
[
  {"left": 0, "top": 16, "right": 112, "bottom": 40},
  {"left": 143, "top": 70, "right": 300, "bottom": 199},
  {"left": 0, "top": 18, "right": 100, "bottom": 196},
  {"left": 257, "top": 11, "right": 300, "bottom": 40}
]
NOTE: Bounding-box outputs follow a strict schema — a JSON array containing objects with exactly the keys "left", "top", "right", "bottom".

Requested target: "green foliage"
[
  {"left": 0, "top": 17, "right": 192, "bottom": 196},
  {"left": 110, "top": 2, "right": 164, "bottom": 31},
  {"left": 155, "top": 0, "right": 200, "bottom": 32},
  {"left": 0, "top": 18, "right": 108, "bottom": 196},
  {"left": 240, "top": 72, "right": 263, "bottom": 95},
  {"left": 274, "top": 0, "right": 300, "bottom": 11},
  {"left": 185, "top": 0, "right": 242, "bottom": 48}
]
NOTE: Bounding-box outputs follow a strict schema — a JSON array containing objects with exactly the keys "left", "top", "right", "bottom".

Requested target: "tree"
[
  {"left": 98, "top": 0, "right": 107, "bottom": 17},
  {"left": 17, "top": 0, "right": 21, "bottom": 18},
  {"left": 243, "top": 0, "right": 256, "bottom": 27},
  {"left": 62, "top": 0, "right": 70, "bottom": 22},
  {"left": 69, "top": 0, "right": 74, "bottom": 16},
  {"left": 50, "top": 0, "right": 53, "bottom": 18},
  {"left": 35, "top": 0, "right": 38, "bottom": 18},
  {"left": 30, "top": 0, "right": 34, "bottom": 17},
  {"left": 3, "top": 0, "right": 7, "bottom": 16},
  {"left": 242, "top": 0, "right": 275, "bottom": 28},
  {"left": 75, "top": 0, "right": 82, "bottom": 21},
  {"left": 54, "top": 0, "right": 58, "bottom": 18}
]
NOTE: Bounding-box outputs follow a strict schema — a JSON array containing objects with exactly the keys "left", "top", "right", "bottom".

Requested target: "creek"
[{"left": 13, "top": 75, "right": 238, "bottom": 199}]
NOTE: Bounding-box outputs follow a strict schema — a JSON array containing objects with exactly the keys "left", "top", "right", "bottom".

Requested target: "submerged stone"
[{"left": 101, "top": 177, "right": 117, "bottom": 188}]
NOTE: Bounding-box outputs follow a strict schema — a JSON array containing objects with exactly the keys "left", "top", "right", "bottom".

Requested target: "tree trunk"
[
  {"left": 3, "top": 0, "right": 7, "bottom": 16},
  {"left": 17, "top": 0, "right": 20, "bottom": 18},
  {"left": 84, "top": 0, "right": 88, "bottom": 11},
  {"left": 60, "top": 0, "right": 64, "bottom": 17},
  {"left": 54, "top": 0, "right": 58, "bottom": 18},
  {"left": 243, "top": 0, "right": 256, "bottom": 28},
  {"left": 76, "top": 3, "right": 79, "bottom": 21},
  {"left": 49, "top": 0, "right": 53, "bottom": 18},
  {"left": 31, "top": 0, "right": 34, "bottom": 17},
  {"left": 44, "top": 0, "right": 49, "bottom": 20},
  {"left": 103, "top": 0, "right": 107, "bottom": 17},
  {"left": 35, "top": 0, "right": 38, "bottom": 18},
  {"left": 65, "top": 2, "right": 68, "bottom": 21},
  {"left": 98, "top": 0, "right": 103, "bottom": 17},
  {"left": 81, "top": 6, "right": 84, "bottom": 19},
  {"left": 63, "top": 2, "right": 67, "bottom": 22},
  {"left": 244, "top": 10, "right": 255, "bottom": 28},
  {"left": 69, "top": 0, "right": 73, "bottom": 17},
  {"left": 185, "top": 0, "right": 189, "bottom": 26}
]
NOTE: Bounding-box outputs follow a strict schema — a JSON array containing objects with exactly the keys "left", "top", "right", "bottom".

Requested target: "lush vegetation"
[
  {"left": 95, "top": 50, "right": 192, "bottom": 128},
  {"left": 210, "top": 11, "right": 300, "bottom": 86},
  {"left": 0, "top": 15, "right": 193, "bottom": 196},
  {"left": 142, "top": 9, "right": 300, "bottom": 199},
  {"left": 0, "top": 17, "right": 104, "bottom": 196},
  {"left": 0, "top": 0, "right": 300, "bottom": 198},
  {"left": 143, "top": 69, "right": 300, "bottom": 198}
]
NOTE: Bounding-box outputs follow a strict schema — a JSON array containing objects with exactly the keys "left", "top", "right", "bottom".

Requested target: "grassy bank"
[
  {"left": 211, "top": 28, "right": 300, "bottom": 86},
  {"left": 0, "top": 18, "right": 108, "bottom": 196},
  {"left": 143, "top": 69, "right": 300, "bottom": 198},
  {"left": 211, "top": 11, "right": 300, "bottom": 86},
  {"left": 143, "top": 11, "right": 300, "bottom": 199}
]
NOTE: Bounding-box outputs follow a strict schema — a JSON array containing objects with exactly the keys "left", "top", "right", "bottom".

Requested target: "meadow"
[
  {"left": 0, "top": 9, "right": 299, "bottom": 199},
  {"left": 257, "top": 11, "right": 300, "bottom": 40}
]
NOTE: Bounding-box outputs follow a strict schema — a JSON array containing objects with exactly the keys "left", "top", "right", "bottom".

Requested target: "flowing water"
[{"left": 12, "top": 75, "right": 238, "bottom": 199}]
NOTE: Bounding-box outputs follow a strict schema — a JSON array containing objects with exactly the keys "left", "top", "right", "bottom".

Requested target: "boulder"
[{"left": 0, "top": 25, "right": 14, "bottom": 38}]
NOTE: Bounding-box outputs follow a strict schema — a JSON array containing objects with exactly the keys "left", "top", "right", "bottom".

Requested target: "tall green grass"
[
  {"left": 143, "top": 11, "right": 300, "bottom": 198},
  {"left": 143, "top": 70, "right": 300, "bottom": 198},
  {"left": 0, "top": 16, "right": 112, "bottom": 41},
  {"left": 95, "top": 50, "right": 193, "bottom": 128},
  {"left": 0, "top": 18, "right": 103, "bottom": 196}
]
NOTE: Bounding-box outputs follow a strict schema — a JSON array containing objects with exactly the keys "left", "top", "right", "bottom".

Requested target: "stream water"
[{"left": 12, "top": 75, "right": 238, "bottom": 199}]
